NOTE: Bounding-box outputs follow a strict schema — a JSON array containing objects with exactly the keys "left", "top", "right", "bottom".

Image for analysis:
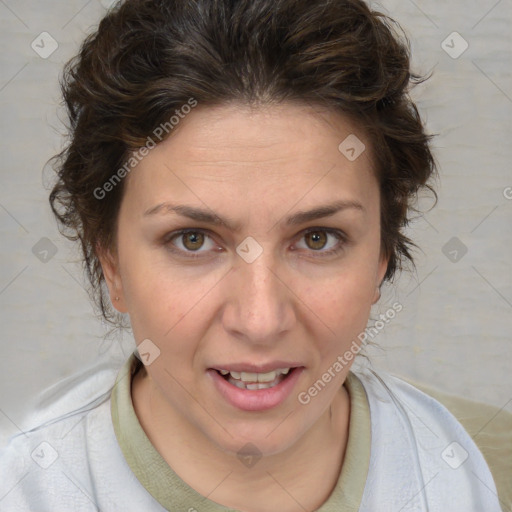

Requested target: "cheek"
[
  {"left": 121, "top": 250, "right": 219, "bottom": 348},
  {"left": 117, "top": 236, "right": 171, "bottom": 339},
  {"left": 299, "top": 264, "right": 376, "bottom": 355},
  {"left": 306, "top": 254, "right": 377, "bottom": 318}
]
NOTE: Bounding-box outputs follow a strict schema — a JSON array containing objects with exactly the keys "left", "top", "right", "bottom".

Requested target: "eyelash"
[{"left": 163, "top": 227, "right": 348, "bottom": 260}]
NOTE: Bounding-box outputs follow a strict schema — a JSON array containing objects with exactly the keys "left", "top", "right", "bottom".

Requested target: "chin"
[{"left": 205, "top": 417, "right": 308, "bottom": 460}]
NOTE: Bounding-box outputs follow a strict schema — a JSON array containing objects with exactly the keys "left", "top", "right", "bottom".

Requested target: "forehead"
[
  {"left": 151, "top": 102, "right": 370, "bottom": 164},
  {"left": 121, "top": 102, "right": 378, "bottom": 217}
]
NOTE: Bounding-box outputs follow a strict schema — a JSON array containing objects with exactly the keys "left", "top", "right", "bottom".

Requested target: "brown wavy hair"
[{"left": 49, "top": 0, "right": 438, "bottom": 325}]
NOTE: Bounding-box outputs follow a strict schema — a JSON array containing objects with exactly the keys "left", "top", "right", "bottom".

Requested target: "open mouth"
[
  {"left": 214, "top": 367, "right": 298, "bottom": 390},
  {"left": 208, "top": 365, "right": 305, "bottom": 411}
]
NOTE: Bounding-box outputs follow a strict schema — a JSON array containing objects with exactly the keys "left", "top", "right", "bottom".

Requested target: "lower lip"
[{"left": 207, "top": 367, "right": 304, "bottom": 411}]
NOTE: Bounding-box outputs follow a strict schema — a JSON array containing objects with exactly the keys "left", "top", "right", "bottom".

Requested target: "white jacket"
[{"left": 0, "top": 360, "right": 503, "bottom": 511}]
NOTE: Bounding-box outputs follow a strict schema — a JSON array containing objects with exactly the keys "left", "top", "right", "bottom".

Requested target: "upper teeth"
[{"left": 219, "top": 368, "right": 291, "bottom": 383}]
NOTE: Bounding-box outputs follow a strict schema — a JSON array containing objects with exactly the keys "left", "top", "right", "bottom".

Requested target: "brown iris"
[
  {"left": 182, "top": 232, "right": 205, "bottom": 251},
  {"left": 304, "top": 231, "right": 327, "bottom": 250}
]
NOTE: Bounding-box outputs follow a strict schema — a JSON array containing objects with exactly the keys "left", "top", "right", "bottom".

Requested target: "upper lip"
[{"left": 210, "top": 362, "right": 303, "bottom": 373}]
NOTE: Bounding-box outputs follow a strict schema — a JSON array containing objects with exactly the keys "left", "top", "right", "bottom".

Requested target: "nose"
[{"left": 221, "top": 249, "right": 296, "bottom": 347}]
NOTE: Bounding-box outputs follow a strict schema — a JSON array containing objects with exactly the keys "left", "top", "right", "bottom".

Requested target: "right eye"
[{"left": 164, "top": 229, "right": 220, "bottom": 259}]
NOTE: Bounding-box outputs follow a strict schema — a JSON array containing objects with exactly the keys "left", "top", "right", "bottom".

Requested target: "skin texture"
[{"left": 100, "top": 102, "right": 388, "bottom": 512}]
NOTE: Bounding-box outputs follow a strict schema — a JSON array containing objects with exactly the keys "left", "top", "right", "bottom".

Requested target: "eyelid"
[{"left": 301, "top": 226, "right": 348, "bottom": 242}]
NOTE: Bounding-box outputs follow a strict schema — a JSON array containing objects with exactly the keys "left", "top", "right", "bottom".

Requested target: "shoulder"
[
  {"left": 0, "top": 359, "right": 165, "bottom": 512},
  {"left": 0, "top": 397, "right": 112, "bottom": 511},
  {"left": 404, "top": 377, "right": 512, "bottom": 508},
  {"left": 354, "top": 369, "right": 510, "bottom": 509}
]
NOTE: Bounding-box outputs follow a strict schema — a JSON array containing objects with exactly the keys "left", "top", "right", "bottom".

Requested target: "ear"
[
  {"left": 97, "top": 244, "right": 128, "bottom": 313},
  {"left": 372, "top": 251, "right": 389, "bottom": 305}
]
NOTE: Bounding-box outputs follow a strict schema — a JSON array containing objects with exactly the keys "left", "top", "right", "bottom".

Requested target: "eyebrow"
[{"left": 143, "top": 199, "right": 365, "bottom": 231}]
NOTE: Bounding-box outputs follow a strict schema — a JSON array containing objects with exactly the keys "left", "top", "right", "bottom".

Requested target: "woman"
[{"left": 0, "top": 0, "right": 509, "bottom": 510}]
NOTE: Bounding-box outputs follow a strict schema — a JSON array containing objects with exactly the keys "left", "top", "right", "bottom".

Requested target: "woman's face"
[{"left": 102, "top": 102, "right": 388, "bottom": 456}]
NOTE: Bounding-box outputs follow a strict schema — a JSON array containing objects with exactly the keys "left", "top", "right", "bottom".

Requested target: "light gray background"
[{"left": 0, "top": 0, "right": 511, "bottom": 447}]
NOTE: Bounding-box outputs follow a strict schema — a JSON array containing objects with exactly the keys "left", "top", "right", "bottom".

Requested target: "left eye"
[{"left": 293, "top": 228, "right": 346, "bottom": 256}]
